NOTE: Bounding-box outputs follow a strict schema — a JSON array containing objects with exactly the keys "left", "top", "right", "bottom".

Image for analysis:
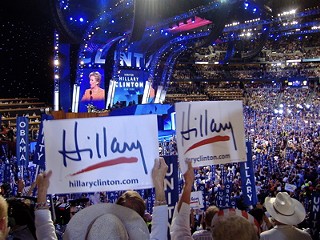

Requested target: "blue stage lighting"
[
  {"left": 69, "top": 17, "right": 73, "bottom": 21},
  {"left": 111, "top": 20, "right": 115, "bottom": 23},
  {"left": 79, "top": 17, "right": 84, "bottom": 22}
]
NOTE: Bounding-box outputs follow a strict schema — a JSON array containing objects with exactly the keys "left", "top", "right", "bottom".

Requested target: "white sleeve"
[{"left": 35, "top": 209, "right": 58, "bottom": 240}]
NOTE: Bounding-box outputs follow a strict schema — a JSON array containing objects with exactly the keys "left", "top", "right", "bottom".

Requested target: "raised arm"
[
  {"left": 34, "top": 171, "right": 58, "bottom": 240},
  {"left": 178, "top": 161, "right": 194, "bottom": 211},
  {"left": 170, "top": 161, "right": 195, "bottom": 240},
  {"left": 150, "top": 157, "right": 169, "bottom": 240}
]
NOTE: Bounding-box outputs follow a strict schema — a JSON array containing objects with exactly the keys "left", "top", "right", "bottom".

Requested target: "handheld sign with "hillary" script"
[
  {"left": 175, "top": 101, "right": 246, "bottom": 174},
  {"left": 43, "top": 115, "right": 159, "bottom": 194}
]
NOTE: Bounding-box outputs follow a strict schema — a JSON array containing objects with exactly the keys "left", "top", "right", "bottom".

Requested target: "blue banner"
[
  {"left": 198, "top": 183, "right": 206, "bottom": 209},
  {"left": 146, "top": 189, "right": 155, "bottom": 214},
  {"left": 4, "top": 163, "right": 10, "bottom": 185},
  {"left": 16, "top": 117, "right": 29, "bottom": 167},
  {"left": 221, "top": 165, "right": 227, "bottom": 183},
  {"left": 211, "top": 165, "right": 215, "bottom": 181},
  {"left": 224, "top": 182, "right": 235, "bottom": 208},
  {"left": 216, "top": 188, "right": 226, "bottom": 208},
  {"left": 310, "top": 192, "right": 320, "bottom": 240},
  {"left": 163, "top": 155, "right": 179, "bottom": 223},
  {"left": 32, "top": 114, "right": 54, "bottom": 171},
  {"left": 239, "top": 141, "right": 257, "bottom": 206}
]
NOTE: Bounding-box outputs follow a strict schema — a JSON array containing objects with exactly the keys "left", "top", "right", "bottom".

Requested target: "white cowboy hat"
[
  {"left": 264, "top": 192, "right": 306, "bottom": 225},
  {"left": 63, "top": 203, "right": 149, "bottom": 240}
]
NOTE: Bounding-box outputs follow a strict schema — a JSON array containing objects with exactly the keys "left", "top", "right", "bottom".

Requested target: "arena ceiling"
[{"left": 49, "top": 0, "right": 319, "bottom": 45}]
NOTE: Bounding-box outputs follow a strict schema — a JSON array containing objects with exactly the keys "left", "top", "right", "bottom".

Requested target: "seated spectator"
[{"left": 260, "top": 192, "right": 312, "bottom": 240}]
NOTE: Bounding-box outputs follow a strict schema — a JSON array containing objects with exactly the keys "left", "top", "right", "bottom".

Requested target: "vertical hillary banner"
[
  {"left": 240, "top": 141, "right": 257, "bottom": 206},
  {"left": 32, "top": 114, "right": 54, "bottom": 176},
  {"left": 44, "top": 115, "right": 159, "bottom": 194},
  {"left": 16, "top": 117, "right": 29, "bottom": 168},
  {"left": 163, "top": 155, "right": 179, "bottom": 223},
  {"left": 175, "top": 101, "right": 246, "bottom": 174},
  {"left": 310, "top": 192, "right": 320, "bottom": 240}
]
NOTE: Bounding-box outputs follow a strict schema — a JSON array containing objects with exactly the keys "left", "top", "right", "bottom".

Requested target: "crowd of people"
[
  {"left": 173, "top": 33, "right": 320, "bottom": 83},
  {"left": 0, "top": 82, "right": 319, "bottom": 239}
]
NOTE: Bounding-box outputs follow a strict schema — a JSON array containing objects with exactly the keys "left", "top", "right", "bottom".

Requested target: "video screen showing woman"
[
  {"left": 79, "top": 70, "right": 106, "bottom": 112},
  {"left": 81, "top": 71, "right": 105, "bottom": 101}
]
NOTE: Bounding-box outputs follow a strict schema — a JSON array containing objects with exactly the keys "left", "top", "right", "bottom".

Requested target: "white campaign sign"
[
  {"left": 175, "top": 101, "right": 246, "bottom": 174},
  {"left": 43, "top": 115, "right": 159, "bottom": 194},
  {"left": 285, "top": 183, "right": 297, "bottom": 192},
  {"left": 190, "top": 191, "right": 204, "bottom": 209}
]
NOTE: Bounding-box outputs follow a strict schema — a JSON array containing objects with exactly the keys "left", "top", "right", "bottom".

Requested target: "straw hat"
[
  {"left": 63, "top": 203, "right": 150, "bottom": 240},
  {"left": 264, "top": 192, "right": 306, "bottom": 225}
]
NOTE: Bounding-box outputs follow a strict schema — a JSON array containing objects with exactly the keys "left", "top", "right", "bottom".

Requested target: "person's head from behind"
[
  {"left": 249, "top": 207, "right": 265, "bottom": 226},
  {"left": 89, "top": 72, "right": 102, "bottom": 89},
  {"left": 204, "top": 205, "right": 219, "bottom": 230},
  {"left": 211, "top": 214, "right": 258, "bottom": 240},
  {"left": 116, "top": 191, "right": 146, "bottom": 219},
  {"left": 7, "top": 198, "right": 36, "bottom": 239},
  {"left": 0, "top": 195, "right": 9, "bottom": 240},
  {"left": 264, "top": 191, "right": 306, "bottom": 226}
]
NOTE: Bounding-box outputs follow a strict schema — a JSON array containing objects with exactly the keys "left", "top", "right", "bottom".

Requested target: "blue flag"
[
  {"left": 309, "top": 192, "right": 320, "bottom": 239},
  {"left": 163, "top": 155, "right": 179, "bottom": 223},
  {"left": 32, "top": 114, "right": 54, "bottom": 170},
  {"left": 16, "top": 117, "right": 29, "bottom": 167},
  {"left": 239, "top": 141, "right": 257, "bottom": 206}
]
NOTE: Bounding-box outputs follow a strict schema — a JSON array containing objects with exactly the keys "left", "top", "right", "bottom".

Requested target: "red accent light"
[{"left": 167, "top": 16, "right": 212, "bottom": 32}]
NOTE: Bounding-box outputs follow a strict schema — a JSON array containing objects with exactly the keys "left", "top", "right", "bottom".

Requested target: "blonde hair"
[
  {"left": 0, "top": 196, "right": 8, "bottom": 240},
  {"left": 212, "top": 215, "right": 258, "bottom": 240},
  {"left": 89, "top": 72, "right": 102, "bottom": 85},
  {"left": 116, "top": 191, "right": 146, "bottom": 218}
]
